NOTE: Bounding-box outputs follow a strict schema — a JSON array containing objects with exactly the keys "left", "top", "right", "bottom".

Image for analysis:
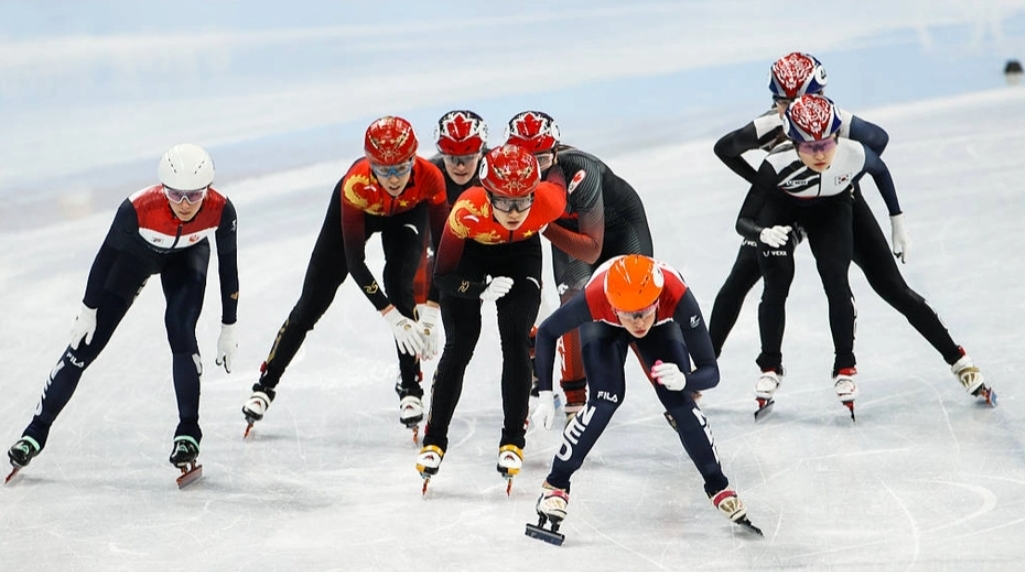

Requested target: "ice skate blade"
[
  {"left": 842, "top": 401, "right": 856, "bottom": 422},
  {"left": 409, "top": 425, "right": 420, "bottom": 445},
  {"left": 735, "top": 517, "right": 764, "bottom": 536},
  {"left": 420, "top": 476, "right": 431, "bottom": 496},
  {"left": 754, "top": 398, "right": 774, "bottom": 421},
  {"left": 176, "top": 463, "right": 203, "bottom": 489},
  {"left": 525, "top": 522, "right": 565, "bottom": 546},
  {"left": 243, "top": 421, "right": 255, "bottom": 439},
  {"left": 5, "top": 466, "right": 21, "bottom": 484},
  {"left": 976, "top": 386, "right": 997, "bottom": 407}
]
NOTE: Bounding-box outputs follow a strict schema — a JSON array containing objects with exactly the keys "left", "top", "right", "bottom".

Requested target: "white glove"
[
  {"left": 532, "top": 390, "right": 557, "bottom": 430},
  {"left": 417, "top": 304, "right": 442, "bottom": 361},
  {"left": 651, "top": 360, "right": 687, "bottom": 391},
  {"left": 758, "top": 225, "right": 793, "bottom": 248},
  {"left": 480, "top": 276, "right": 514, "bottom": 302},
  {"left": 382, "top": 307, "right": 424, "bottom": 357},
  {"left": 215, "top": 323, "right": 237, "bottom": 373},
  {"left": 69, "top": 304, "right": 98, "bottom": 350},
  {"left": 890, "top": 213, "right": 911, "bottom": 263}
]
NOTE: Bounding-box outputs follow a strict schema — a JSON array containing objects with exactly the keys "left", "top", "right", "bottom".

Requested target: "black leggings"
[
  {"left": 24, "top": 245, "right": 209, "bottom": 449},
  {"left": 423, "top": 238, "right": 543, "bottom": 452},
  {"left": 710, "top": 187, "right": 960, "bottom": 364},
  {"left": 756, "top": 197, "right": 855, "bottom": 375},
  {"left": 260, "top": 190, "right": 426, "bottom": 396}
]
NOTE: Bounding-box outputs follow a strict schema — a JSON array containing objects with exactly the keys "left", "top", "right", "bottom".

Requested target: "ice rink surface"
[{"left": 2, "top": 2, "right": 1024, "bottom": 570}]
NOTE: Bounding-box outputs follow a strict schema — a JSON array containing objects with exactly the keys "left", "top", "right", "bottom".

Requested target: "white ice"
[{"left": 2, "top": 2, "right": 1025, "bottom": 571}]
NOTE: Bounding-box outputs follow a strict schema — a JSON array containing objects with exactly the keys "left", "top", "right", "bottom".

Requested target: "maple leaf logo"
[
  {"left": 513, "top": 112, "right": 545, "bottom": 138},
  {"left": 443, "top": 112, "right": 474, "bottom": 141}
]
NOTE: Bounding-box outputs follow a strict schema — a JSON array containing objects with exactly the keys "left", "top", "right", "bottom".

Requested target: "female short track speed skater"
[
  {"left": 412, "top": 110, "right": 491, "bottom": 360},
  {"left": 242, "top": 116, "right": 449, "bottom": 439},
  {"left": 415, "top": 144, "right": 574, "bottom": 494},
  {"left": 505, "top": 111, "right": 653, "bottom": 421},
  {"left": 525, "top": 255, "right": 760, "bottom": 545},
  {"left": 6, "top": 143, "right": 238, "bottom": 486},
  {"left": 712, "top": 52, "right": 991, "bottom": 411}
]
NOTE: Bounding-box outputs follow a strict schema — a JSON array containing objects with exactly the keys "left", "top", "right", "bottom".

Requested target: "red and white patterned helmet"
[
  {"left": 769, "top": 52, "right": 828, "bottom": 99},
  {"left": 434, "top": 110, "right": 488, "bottom": 155},
  {"left": 478, "top": 144, "right": 541, "bottom": 198},
  {"left": 504, "top": 111, "right": 560, "bottom": 153},
  {"left": 364, "top": 116, "right": 419, "bottom": 164},
  {"left": 782, "top": 94, "right": 842, "bottom": 141}
]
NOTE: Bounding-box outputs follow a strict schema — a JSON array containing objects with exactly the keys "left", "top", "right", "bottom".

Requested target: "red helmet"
[
  {"left": 434, "top": 110, "right": 488, "bottom": 155},
  {"left": 479, "top": 144, "right": 540, "bottom": 198},
  {"left": 364, "top": 116, "right": 418, "bottom": 164},
  {"left": 604, "top": 255, "right": 664, "bottom": 312},
  {"left": 504, "top": 111, "right": 560, "bottom": 153}
]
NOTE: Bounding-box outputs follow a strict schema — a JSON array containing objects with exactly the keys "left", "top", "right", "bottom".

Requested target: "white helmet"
[{"left": 158, "top": 143, "right": 214, "bottom": 191}]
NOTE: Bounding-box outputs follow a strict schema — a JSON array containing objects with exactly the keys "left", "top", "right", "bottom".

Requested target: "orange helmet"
[
  {"left": 604, "top": 255, "right": 664, "bottom": 311},
  {"left": 364, "top": 116, "right": 419, "bottom": 164}
]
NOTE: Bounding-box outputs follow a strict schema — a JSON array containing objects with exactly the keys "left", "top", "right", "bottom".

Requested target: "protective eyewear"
[
  {"left": 163, "top": 185, "right": 208, "bottom": 205},
  {"left": 612, "top": 303, "right": 658, "bottom": 321},
  {"left": 487, "top": 191, "right": 534, "bottom": 213},
  {"left": 794, "top": 137, "right": 838, "bottom": 154},
  {"left": 370, "top": 159, "right": 414, "bottom": 179},
  {"left": 442, "top": 153, "right": 480, "bottom": 167},
  {"left": 533, "top": 152, "right": 554, "bottom": 170}
]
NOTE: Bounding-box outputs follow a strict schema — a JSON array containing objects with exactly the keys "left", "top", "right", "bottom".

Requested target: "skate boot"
[
  {"left": 5, "top": 436, "right": 41, "bottom": 483},
  {"left": 497, "top": 444, "right": 524, "bottom": 495},
  {"left": 951, "top": 349, "right": 995, "bottom": 406},
  {"left": 242, "top": 382, "right": 276, "bottom": 438},
  {"left": 416, "top": 445, "right": 444, "bottom": 494},
  {"left": 399, "top": 395, "right": 424, "bottom": 443},
  {"left": 833, "top": 367, "right": 858, "bottom": 421},
  {"left": 169, "top": 436, "right": 203, "bottom": 488},
  {"left": 710, "top": 489, "right": 762, "bottom": 536},
  {"left": 754, "top": 369, "right": 782, "bottom": 420},
  {"left": 525, "top": 482, "right": 569, "bottom": 545}
]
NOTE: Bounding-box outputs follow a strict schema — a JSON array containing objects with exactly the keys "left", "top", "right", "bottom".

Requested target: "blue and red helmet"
[
  {"left": 782, "top": 94, "right": 842, "bottom": 141},
  {"left": 769, "top": 52, "right": 828, "bottom": 99}
]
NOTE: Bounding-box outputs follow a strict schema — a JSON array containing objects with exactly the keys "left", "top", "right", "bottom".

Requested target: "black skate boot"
[
  {"left": 6, "top": 436, "right": 41, "bottom": 483},
  {"left": 169, "top": 436, "right": 202, "bottom": 488}
]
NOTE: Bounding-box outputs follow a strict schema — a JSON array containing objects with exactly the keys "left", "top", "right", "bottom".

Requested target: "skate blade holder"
[
  {"left": 176, "top": 463, "right": 204, "bottom": 489},
  {"left": 525, "top": 519, "right": 565, "bottom": 546},
  {"left": 753, "top": 398, "right": 774, "bottom": 421}
]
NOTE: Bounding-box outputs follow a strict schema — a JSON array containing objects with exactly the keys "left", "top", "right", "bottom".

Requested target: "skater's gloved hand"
[
  {"left": 382, "top": 306, "right": 424, "bottom": 357},
  {"left": 480, "top": 276, "right": 514, "bottom": 302},
  {"left": 416, "top": 304, "right": 442, "bottom": 361},
  {"left": 215, "top": 323, "right": 237, "bottom": 373},
  {"left": 69, "top": 304, "right": 98, "bottom": 350},
  {"left": 889, "top": 213, "right": 911, "bottom": 263},
  {"left": 758, "top": 225, "right": 792, "bottom": 248},
  {"left": 532, "top": 390, "right": 557, "bottom": 430},
  {"left": 652, "top": 360, "right": 687, "bottom": 391}
]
